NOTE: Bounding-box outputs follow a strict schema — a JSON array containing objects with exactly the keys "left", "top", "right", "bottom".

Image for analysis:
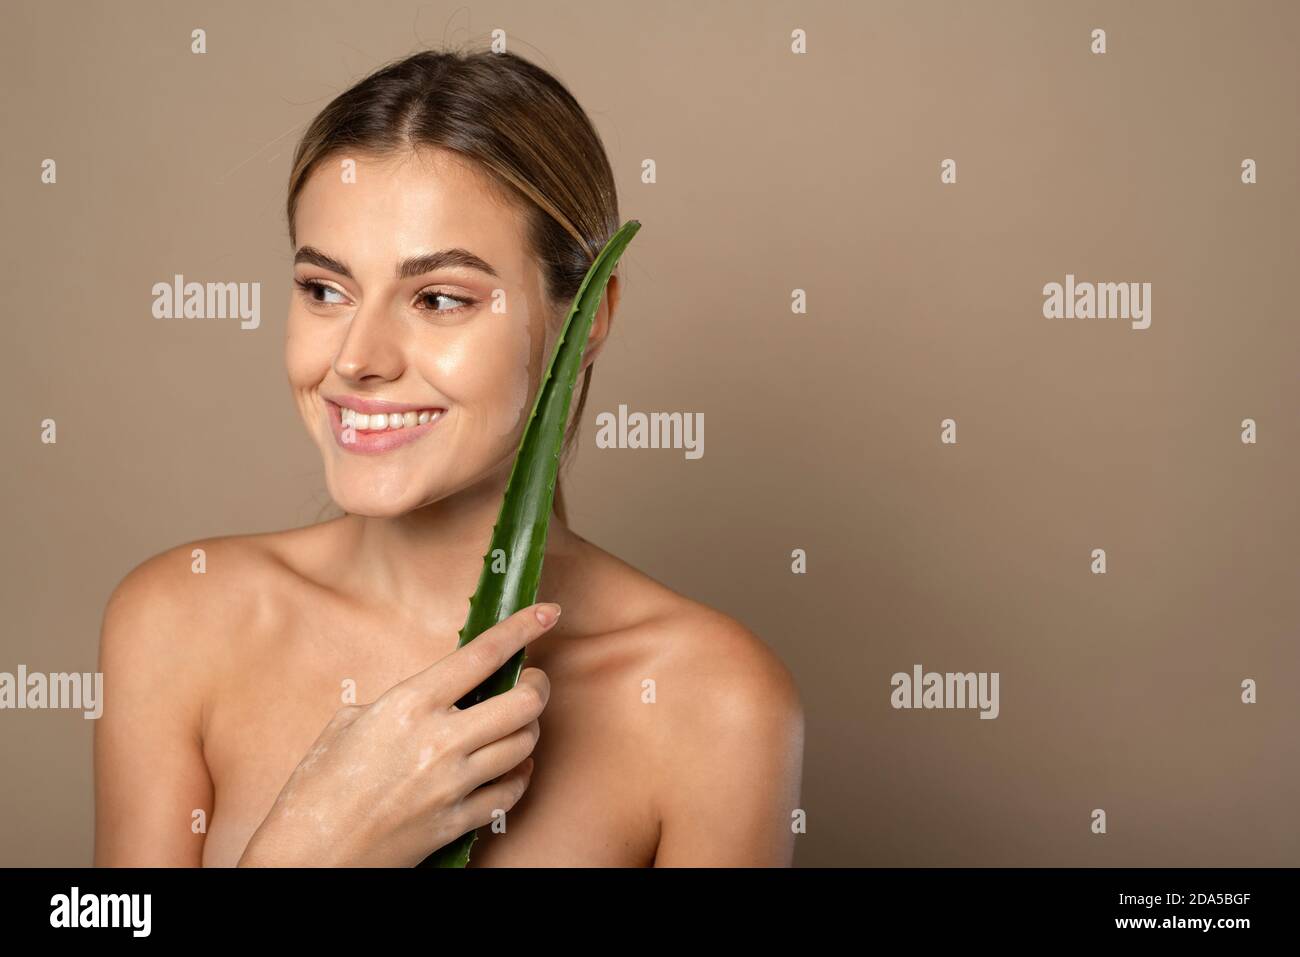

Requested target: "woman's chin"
[
  {"left": 336, "top": 501, "right": 413, "bottom": 519},
  {"left": 326, "top": 484, "right": 435, "bottom": 519}
]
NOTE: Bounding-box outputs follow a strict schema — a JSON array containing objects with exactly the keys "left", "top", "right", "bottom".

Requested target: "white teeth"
[{"left": 339, "top": 405, "right": 442, "bottom": 431}]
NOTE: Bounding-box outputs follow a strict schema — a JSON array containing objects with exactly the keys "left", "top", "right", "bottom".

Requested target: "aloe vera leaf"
[{"left": 417, "top": 219, "right": 641, "bottom": 868}]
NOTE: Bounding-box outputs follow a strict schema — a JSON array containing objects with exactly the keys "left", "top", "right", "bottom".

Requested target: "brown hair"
[{"left": 287, "top": 49, "right": 622, "bottom": 524}]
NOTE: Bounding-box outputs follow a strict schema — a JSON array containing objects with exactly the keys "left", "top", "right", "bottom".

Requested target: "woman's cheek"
[
  {"left": 497, "top": 309, "right": 533, "bottom": 437},
  {"left": 285, "top": 313, "right": 351, "bottom": 456},
  {"left": 433, "top": 313, "right": 535, "bottom": 440},
  {"left": 284, "top": 312, "right": 335, "bottom": 384}
]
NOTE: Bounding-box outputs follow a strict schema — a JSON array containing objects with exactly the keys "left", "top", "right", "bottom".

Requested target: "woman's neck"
[{"left": 327, "top": 474, "right": 576, "bottom": 630}]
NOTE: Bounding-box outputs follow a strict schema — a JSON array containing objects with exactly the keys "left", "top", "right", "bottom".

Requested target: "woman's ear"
[{"left": 580, "top": 271, "right": 620, "bottom": 371}]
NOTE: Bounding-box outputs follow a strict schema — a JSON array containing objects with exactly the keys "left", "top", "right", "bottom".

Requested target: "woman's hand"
[{"left": 237, "top": 602, "right": 559, "bottom": 867}]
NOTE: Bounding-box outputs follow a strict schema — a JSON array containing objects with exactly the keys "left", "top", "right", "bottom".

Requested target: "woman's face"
[{"left": 286, "top": 147, "right": 561, "bottom": 517}]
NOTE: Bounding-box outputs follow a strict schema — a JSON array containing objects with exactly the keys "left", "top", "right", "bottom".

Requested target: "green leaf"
[{"left": 417, "top": 219, "right": 641, "bottom": 868}]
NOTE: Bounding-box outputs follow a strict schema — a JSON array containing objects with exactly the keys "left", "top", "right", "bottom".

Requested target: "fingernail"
[{"left": 535, "top": 603, "right": 561, "bottom": 628}]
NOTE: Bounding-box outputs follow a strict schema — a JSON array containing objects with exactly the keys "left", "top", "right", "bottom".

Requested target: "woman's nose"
[{"left": 333, "top": 301, "right": 405, "bottom": 383}]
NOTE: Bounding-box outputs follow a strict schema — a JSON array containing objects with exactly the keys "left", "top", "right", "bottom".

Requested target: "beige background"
[{"left": 2, "top": 0, "right": 1297, "bottom": 866}]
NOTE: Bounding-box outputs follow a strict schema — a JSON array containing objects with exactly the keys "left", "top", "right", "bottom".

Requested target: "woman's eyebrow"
[
  {"left": 293, "top": 246, "right": 499, "bottom": 281},
  {"left": 398, "top": 249, "right": 499, "bottom": 280},
  {"left": 294, "top": 246, "right": 353, "bottom": 277}
]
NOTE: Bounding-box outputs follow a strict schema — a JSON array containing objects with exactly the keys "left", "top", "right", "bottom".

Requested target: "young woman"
[{"left": 94, "top": 49, "right": 804, "bottom": 867}]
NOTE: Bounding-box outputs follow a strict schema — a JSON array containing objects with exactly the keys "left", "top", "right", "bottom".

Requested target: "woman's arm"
[
  {"left": 650, "top": 616, "right": 805, "bottom": 866},
  {"left": 94, "top": 555, "right": 215, "bottom": 866},
  {"left": 96, "top": 553, "right": 556, "bottom": 868}
]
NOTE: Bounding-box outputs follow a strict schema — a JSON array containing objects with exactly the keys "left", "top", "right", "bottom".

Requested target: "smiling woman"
[
  {"left": 93, "top": 48, "right": 804, "bottom": 868},
  {"left": 286, "top": 146, "right": 555, "bottom": 513}
]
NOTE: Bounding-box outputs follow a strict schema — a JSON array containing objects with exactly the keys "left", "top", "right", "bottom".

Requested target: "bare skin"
[{"left": 93, "top": 147, "right": 804, "bottom": 867}]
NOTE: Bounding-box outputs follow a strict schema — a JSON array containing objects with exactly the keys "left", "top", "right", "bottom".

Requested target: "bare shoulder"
[
  {"left": 562, "top": 536, "right": 804, "bottom": 862},
  {"left": 563, "top": 534, "right": 803, "bottom": 734},
  {"left": 104, "top": 529, "right": 302, "bottom": 626},
  {"left": 99, "top": 525, "right": 327, "bottom": 681},
  {"left": 94, "top": 527, "right": 326, "bottom": 865}
]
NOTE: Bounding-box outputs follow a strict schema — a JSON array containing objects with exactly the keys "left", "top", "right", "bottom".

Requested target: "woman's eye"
[
  {"left": 296, "top": 279, "right": 347, "bottom": 305},
  {"left": 294, "top": 278, "right": 470, "bottom": 314},
  {"left": 417, "top": 290, "right": 472, "bottom": 313}
]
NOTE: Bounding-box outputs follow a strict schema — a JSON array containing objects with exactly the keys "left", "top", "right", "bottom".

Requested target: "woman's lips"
[{"left": 323, "top": 397, "right": 447, "bottom": 455}]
